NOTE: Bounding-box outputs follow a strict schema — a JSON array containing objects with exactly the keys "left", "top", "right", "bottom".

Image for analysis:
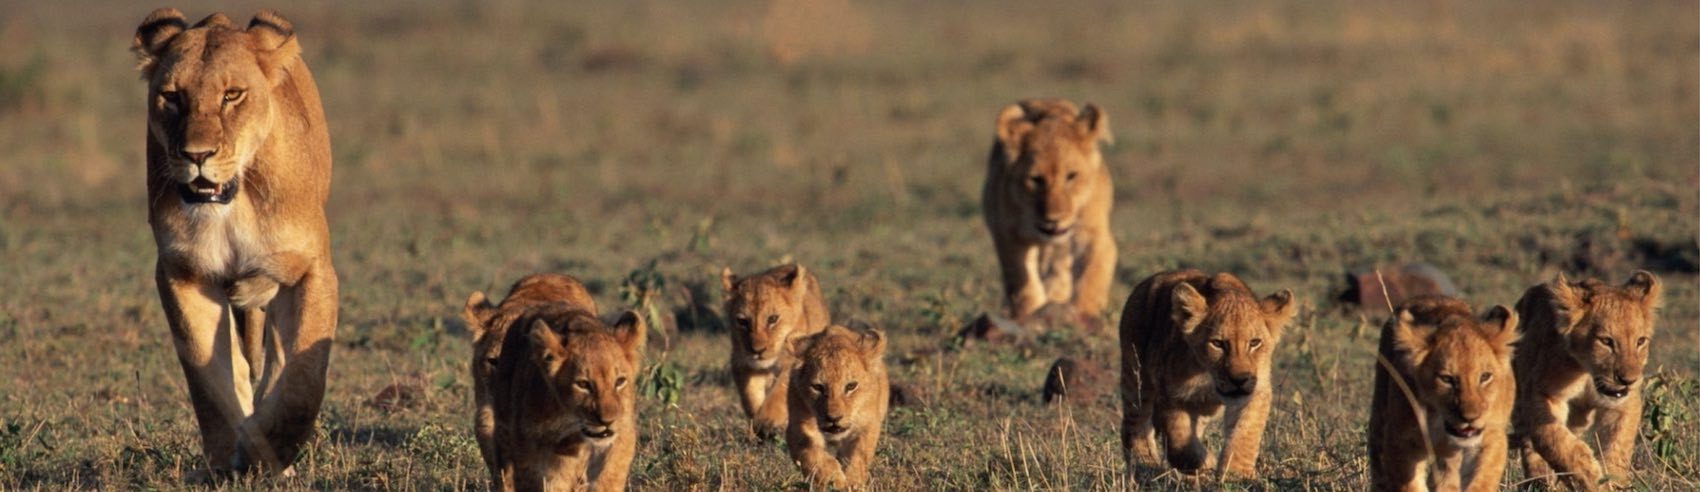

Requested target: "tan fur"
[
  {"left": 1513, "top": 271, "right": 1661, "bottom": 490},
  {"left": 134, "top": 8, "right": 335, "bottom": 474},
  {"left": 1369, "top": 297, "right": 1519, "bottom": 492},
  {"left": 1118, "top": 270, "right": 1297, "bottom": 481},
  {"left": 462, "top": 274, "right": 597, "bottom": 489},
  {"left": 493, "top": 306, "right": 645, "bottom": 491},
  {"left": 983, "top": 98, "right": 1117, "bottom": 324},
  {"left": 721, "top": 263, "right": 831, "bottom": 438},
  {"left": 786, "top": 325, "right": 889, "bottom": 490}
]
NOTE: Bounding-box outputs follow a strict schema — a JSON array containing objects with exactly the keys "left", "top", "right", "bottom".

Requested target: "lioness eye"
[
  {"left": 160, "top": 91, "right": 181, "bottom": 110},
  {"left": 222, "top": 89, "right": 245, "bottom": 103},
  {"left": 1065, "top": 171, "right": 1078, "bottom": 182},
  {"left": 1479, "top": 373, "right": 1493, "bottom": 385},
  {"left": 574, "top": 380, "right": 592, "bottom": 391},
  {"left": 810, "top": 383, "right": 826, "bottom": 394},
  {"left": 615, "top": 377, "right": 628, "bottom": 389},
  {"left": 1248, "top": 338, "right": 1263, "bottom": 349},
  {"left": 845, "top": 382, "right": 859, "bottom": 393},
  {"left": 766, "top": 314, "right": 779, "bottom": 326}
]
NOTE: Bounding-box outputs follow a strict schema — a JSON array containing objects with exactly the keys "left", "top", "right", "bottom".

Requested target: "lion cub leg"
[
  {"left": 788, "top": 436, "right": 847, "bottom": 489},
  {"left": 1430, "top": 446, "right": 1463, "bottom": 492},
  {"left": 838, "top": 427, "right": 882, "bottom": 488},
  {"left": 1595, "top": 395, "right": 1642, "bottom": 486},
  {"left": 752, "top": 368, "right": 790, "bottom": 439},
  {"left": 1158, "top": 409, "right": 1211, "bottom": 473},
  {"left": 1000, "top": 245, "right": 1049, "bottom": 318},
  {"left": 1519, "top": 440, "right": 1557, "bottom": 489},
  {"left": 1464, "top": 430, "right": 1510, "bottom": 492},
  {"left": 1529, "top": 401, "right": 1604, "bottom": 489},
  {"left": 1218, "top": 390, "right": 1271, "bottom": 478}
]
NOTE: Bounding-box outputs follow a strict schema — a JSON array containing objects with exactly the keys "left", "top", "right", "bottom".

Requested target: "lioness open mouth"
[{"left": 178, "top": 177, "right": 239, "bottom": 204}]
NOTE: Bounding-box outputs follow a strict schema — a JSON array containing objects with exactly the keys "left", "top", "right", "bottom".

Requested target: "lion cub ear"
[
  {"left": 1076, "top": 103, "right": 1113, "bottom": 146},
  {"left": 462, "top": 291, "right": 496, "bottom": 340},
  {"left": 1625, "top": 270, "right": 1662, "bottom": 310},
  {"left": 133, "top": 8, "right": 188, "bottom": 78},
  {"left": 785, "top": 264, "right": 809, "bottom": 299},
  {"left": 1171, "top": 283, "right": 1209, "bottom": 335},
  {"left": 1545, "top": 273, "right": 1585, "bottom": 335},
  {"left": 995, "top": 103, "right": 1034, "bottom": 164},
  {"left": 720, "top": 267, "right": 738, "bottom": 295},
  {"left": 1479, "top": 305, "right": 1520, "bottom": 355},
  {"left": 1389, "top": 309, "right": 1432, "bottom": 368},
  {"left": 528, "top": 320, "right": 564, "bottom": 369},
  {"left": 613, "top": 310, "right": 648, "bottom": 361},
  {"left": 857, "top": 327, "right": 887, "bottom": 358},
  {"left": 247, "top": 10, "right": 301, "bottom": 86},
  {"left": 1261, "top": 289, "right": 1297, "bottom": 332}
]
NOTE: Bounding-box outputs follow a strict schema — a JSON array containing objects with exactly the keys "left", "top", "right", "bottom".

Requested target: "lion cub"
[
  {"left": 1118, "top": 270, "right": 1297, "bottom": 481},
  {"left": 1513, "top": 271, "right": 1661, "bottom": 490},
  {"left": 786, "top": 325, "right": 889, "bottom": 490},
  {"left": 722, "top": 264, "right": 831, "bottom": 438},
  {"left": 462, "top": 274, "right": 597, "bottom": 487},
  {"left": 983, "top": 98, "right": 1117, "bottom": 325},
  {"left": 493, "top": 305, "right": 645, "bottom": 491},
  {"left": 1369, "top": 296, "right": 1518, "bottom": 492}
]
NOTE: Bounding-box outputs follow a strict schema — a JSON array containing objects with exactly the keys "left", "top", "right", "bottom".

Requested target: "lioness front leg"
[
  {"left": 1596, "top": 395, "right": 1642, "bottom": 486},
  {"left": 1218, "top": 389, "right": 1271, "bottom": 479},
  {"left": 157, "top": 265, "right": 255, "bottom": 471},
  {"left": 235, "top": 262, "right": 338, "bottom": 471}
]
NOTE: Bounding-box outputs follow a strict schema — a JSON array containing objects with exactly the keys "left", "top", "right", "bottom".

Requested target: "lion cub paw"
[
  {"left": 752, "top": 416, "right": 786, "bottom": 441},
  {"left": 229, "top": 276, "right": 280, "bottom": 309}
]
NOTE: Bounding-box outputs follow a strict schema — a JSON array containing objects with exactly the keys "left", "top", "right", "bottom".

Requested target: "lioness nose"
[{"left": 181, "top": 148, "right": 217, "bottom": 164}]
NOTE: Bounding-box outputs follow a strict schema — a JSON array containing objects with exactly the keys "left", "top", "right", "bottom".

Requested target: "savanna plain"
[{"left": 1, "top": 0, "right": 1697, "bottom": 489}]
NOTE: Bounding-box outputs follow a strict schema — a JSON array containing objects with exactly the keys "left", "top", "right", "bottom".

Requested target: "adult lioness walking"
[
  {"left": 133, "top": 8, "right": 337, "bottom": 473},
  {"left": 983, "top": 98, "right": 1116, "bottom": 325}
]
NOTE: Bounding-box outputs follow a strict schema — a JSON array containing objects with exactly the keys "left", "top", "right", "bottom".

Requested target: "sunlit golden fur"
[
  {"left": 462, "top": 274, "right": 597, "bottom": 489},
  {"left": 721, "top": 263, "right": 831, "bottom": 438},
  {"left": 134, "top": 8, "right": 336, "bottom": 474},
  {"left": 1513, "top": 271, "right": 1661, "bottom": 490},
  {"left": 1118, "top": 270, "right": 1297, "bottom": 481},
  {"left": 1369, "top": 296, "right": 1519, "bottom": 492},
  {"left": 786, "top": 325, "right": 889, "bottom": 490},
  {"left": 493, "top": 306, "right": 645, "bottom": 491},
  {"left": 982, "top": 98, "right": 1117, "bottom": 324}
]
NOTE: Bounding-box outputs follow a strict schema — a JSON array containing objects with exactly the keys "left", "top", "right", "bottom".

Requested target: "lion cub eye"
[
  {"left": 1479, "top": 373, "right": 1493, "bottom": 385},
  {"left": 810, "top": 383, "right": 826, "bottom": 394},
  {"left": 1598, "top": 337, "right": 1616, "bottom": 350},
  {"left": 483, "top": 357, "right": 499, "bottom": 368},
  {"left": 1208, "top": 339, "right": 1228, "bottom": 351},
  {"left": 574, "top": 380, "right": 592, "bottom": 391},
  {"left": 1248, "top": 338, "right": 1263, "bottom": 349},
  {"left": 734, "top": 315, "right": 752, "bottom": 330},
  {"left": 1028, "top": 176, "right": 1045, "bottom": 188},
  {"left": 1438, "top": 375, "right": 1459, "bottom": 387},
  {"left": 766, "top": 314, "right": 779, "bottom": 326},
  {"left": 1065, "top": 171, "right": 1078, "bottom": 182},
  {"left": 1636, "top": 337, "right": 1649, "bottom": 348},
  {"left": 222, "top": 89, "right": 245, "bottom": 104},
  {"left": 615, "top": 376, "right": 628, "bottom": 389},
  {"left": 845, "top": 381, "right": 859, "bottom": 393}
]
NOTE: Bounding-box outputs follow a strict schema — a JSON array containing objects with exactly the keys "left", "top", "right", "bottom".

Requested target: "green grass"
[{"left": 1, "top": 0, "right": 1696, "bottom": 489}]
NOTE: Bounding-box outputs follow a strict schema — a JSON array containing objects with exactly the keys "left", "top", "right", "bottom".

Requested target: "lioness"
[
  {"left": 983, "top": 98, "right": 1116, "bottom": 324},
  {"left": 463, "top": 274, "right": 597, "bottom": 489},
  {"left": 721, "top": 263, "right": 831, "bottom": 438},
  {"left": 1369, "top": 296, "right": 1519, "bottom": 492},
  {"left": 134, "top": 8, "right": 336, "bottom": 473},
  {"left": 1513, "top": 271, "right": 1661, "bottom": 490},
  {"left": 494, "top": 305, "right": 645, "bottom": 491},
  {"left": 786, "top": 325, "right": 889, "bottom": 490},
  {"left": 1118, "top": 270, "right": 1296, "bottom": 480}
]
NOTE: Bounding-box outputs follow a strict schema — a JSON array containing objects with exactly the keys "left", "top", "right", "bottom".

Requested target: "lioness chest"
[{"left": 158, "top": 201, "right": 270, "bottom": 281}]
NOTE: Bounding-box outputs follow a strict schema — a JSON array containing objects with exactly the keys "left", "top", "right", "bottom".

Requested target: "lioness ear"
[
  {"left": 720, "top": 267, "right": 737, "bottom": 295},
  {"left": 614, "top": 310, "right": 648, "bottom": 360},
  {"left": 1480, "top": 305, "right": 1521, "bottom": 354},
  {"left": 528, "top": 320, "right": 563, "bottom": 368},
  {"left": 1261, "top": 289, "right": 1297, "bottom": 332},
  {"left": 995, "top": 103, "right": 1034, "bottom": 164},
  {"left": 194, "top": 12, "right": 235, "bottom": 29},
  {"left": 1077, "top": 103, "right": 1113, "bottom": 146},
  {"left": 247, "top": 10, "right": 300, "bottom": 86},
  {"left": 133, "top": 8, "right": 188, "bottom": 78},
  {"left": 1172, "top": 283, "right": 1208, "bottom": 335},
  {"left": 462, "top": 291, "right": 496, "bottom": 339},
  {"left": 1389, "top": 309, "right": 1431, "bottom": 367},
  {"left": 1625, "top": 270, "right": 1662, "bottom": 310},
  {"left": 1545, "top": 273, "right": 1585, "bottom": 336},
  {"left": 858, "top": 327, "right": 887, "bottom": 358}
]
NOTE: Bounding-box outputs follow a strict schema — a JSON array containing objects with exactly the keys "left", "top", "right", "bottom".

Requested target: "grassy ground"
[{"left": 1, "top": 0, "right": 1696, "bottom": 489}]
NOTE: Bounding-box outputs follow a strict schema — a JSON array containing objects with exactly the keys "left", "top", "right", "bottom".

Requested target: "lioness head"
[
  {"left": 133, "top": 9, "right": 301, "bottom": 205},
  {"left": 1170, "top": 274, "right": 1296, "bottom": 400},
  {"left": 526, "top": 311, "right": 646, "bottom": 447},
  {"left": 792, "top": 325, "right": 886, "bottom": 442},
  {"left": 722, "top": 264, "right": 812, "bottom": 369},
  {"left": 1390, "top": 303, "right": 1518, "bottom": 446},
  {"left": 1542, "top": 271, "right": 1661, "bottom": 404},
  {"left": 994, "top": 98, "right": 1113, "bottom": 242}
]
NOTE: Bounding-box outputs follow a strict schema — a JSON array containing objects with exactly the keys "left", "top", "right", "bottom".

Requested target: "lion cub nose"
[{"left": 1228, "top": 375, "right": 1257, "bottom": 391}]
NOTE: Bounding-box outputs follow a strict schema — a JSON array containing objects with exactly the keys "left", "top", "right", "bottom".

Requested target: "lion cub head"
[
  {"left": 1389, "top": 298, "right": 1519, "bottom": 446},
  {"left": 723, "top": 264, "right": 814, "bottom": 370},
  {"left": 993, "top": 98, "right": 1113, "bottom": 242},
  {"left": 790, "top": 325, "right": 887, "bottom": 442},
  {"left": 1536, "top": 271, "right": 1661, "bottom": 403},
  {"left": 1170, "top": 273, "right": 1297, "bottom": 400},
  {"left": 524, "top": 311, "right": 646, "bottom": 446},
  {"left": 132, "top": 9, "right": 302, "bottom": 204}
]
